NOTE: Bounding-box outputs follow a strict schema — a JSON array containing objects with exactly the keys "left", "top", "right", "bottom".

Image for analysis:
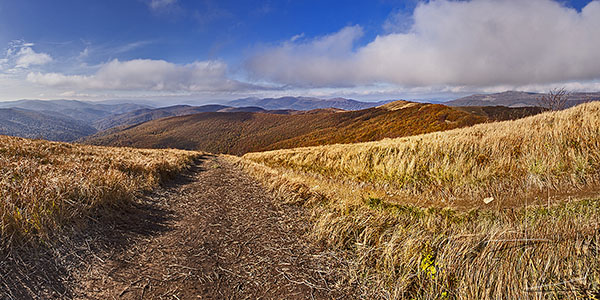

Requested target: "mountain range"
[
  {"left": 0, "top": 92, "right": 595, "bottom": 143},
  {"left": 226, "top": 97, "right": 392, "bottom": 110},
  {"left": 0, "top": 108, "right": 97, "bottom": 142},
  {"left": 84, "top": 101, "right": 544, "bottom": 155}
]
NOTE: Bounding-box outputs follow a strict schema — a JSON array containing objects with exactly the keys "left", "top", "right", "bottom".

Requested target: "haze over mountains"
[
  {"left": 0, "top": 100, "right": 149, "bottom": 141},
  {"left": 0, "top": 108, "right": 96, "bottom": 142}
]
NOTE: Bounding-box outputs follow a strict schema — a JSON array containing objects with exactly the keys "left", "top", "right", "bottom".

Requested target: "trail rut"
[{"left": 73, "top": 155, "right": 352, "bottom": 299}]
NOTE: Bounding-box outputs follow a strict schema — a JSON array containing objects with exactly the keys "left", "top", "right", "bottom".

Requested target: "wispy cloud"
[
  {"left": 146, "top": 0, "right": 178, "bottom": 11},
  {"left": 0, "top": 40, "right": 53, "bottom": 72},
  {"left": 247, "top": 0, "right": 600, "bottom": 90},
  {"left": 113, "top": 40, "right": 155, "bottom": 54}
]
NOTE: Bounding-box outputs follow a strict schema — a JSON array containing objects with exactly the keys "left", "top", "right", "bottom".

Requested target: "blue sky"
[{"left": 1, "top": 0, "right": 599, "bottom": 103}]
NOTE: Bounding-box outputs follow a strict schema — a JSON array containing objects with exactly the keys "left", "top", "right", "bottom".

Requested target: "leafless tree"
[{"left": 537, "top": 88, "right": 570, "bottom": 111}]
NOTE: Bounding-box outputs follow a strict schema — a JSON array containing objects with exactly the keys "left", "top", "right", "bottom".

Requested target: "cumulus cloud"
[
  {"left": 27, "top": 58, "right": 258, "bottom": 92},
  {"left": 247, "top": 25, "right": 364, "bottom": 87},
  {"left": 247, "top": 0, "right": 600, "bottom": 89},
  {"left": 15, "top": 47, "right": 53, "bottom": 68}
]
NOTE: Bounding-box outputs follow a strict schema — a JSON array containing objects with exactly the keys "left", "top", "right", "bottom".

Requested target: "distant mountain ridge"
[
  {"left": 226, "top": 97, "right": 392, "bottom": 110},
  {"left": 445, "top": 91, "right": 600, "bottom": 107},
  {"left": 0, "top": 99, "right": 151, "bottom": 122},
  {"left": 84, "top": 101, "right": 544, "bottom": 155},
  {"left": 0, "top": 99, "right": 150, "bottom": 141},
  {"left": 0, "top": 92, "right": 594, "bottom": 143},
  {"left": 94, "top": 104, "right": 299, "bottom": 130},
  {"left": 0, "top": 108, "right": 96, "bottom": 141}
]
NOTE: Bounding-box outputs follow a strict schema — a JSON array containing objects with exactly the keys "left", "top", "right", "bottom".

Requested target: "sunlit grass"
[
  {"left": 233, "top": 102, "right": 600, "bottom": 299},
  {"left": 245, "top": 102, "right": 600, "bottom": 208},
  {"left": 0, "top": 135, "right": 201, "bottom": 248}
]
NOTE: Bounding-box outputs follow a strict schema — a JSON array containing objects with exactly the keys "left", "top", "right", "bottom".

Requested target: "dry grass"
[
  {"left": 233, "top": 102, "right": 600, "bottom": 299},
  {"left": 0, "top": 135, "right": 201, "bottom": 248},
  {"left": 245, "top": 102, "right": 600, "bottom": 208}
]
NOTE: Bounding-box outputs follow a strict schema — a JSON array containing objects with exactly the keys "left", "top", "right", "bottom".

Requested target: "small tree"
[{"left": 537, "top": 88, "right": 570, "bottom": 111}]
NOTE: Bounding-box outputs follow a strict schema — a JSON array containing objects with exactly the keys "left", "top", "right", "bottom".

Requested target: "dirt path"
[{"left": 73, "top": 155, "right": 351, "bottom": 299}]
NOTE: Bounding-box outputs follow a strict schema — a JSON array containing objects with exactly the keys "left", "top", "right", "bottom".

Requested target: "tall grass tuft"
[{"left": 0, "top": 135, "right": 201, "bottom": 248}]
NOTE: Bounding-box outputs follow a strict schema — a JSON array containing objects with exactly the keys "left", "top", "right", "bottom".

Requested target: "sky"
[{"left": 0, "top": 0, "right": 599, "bottom": 103}]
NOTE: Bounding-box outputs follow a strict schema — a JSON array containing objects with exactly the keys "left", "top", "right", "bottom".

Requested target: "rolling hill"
[
  {"left": 93, "top": 104, "right": 229, "bottom": 130},
  {"left": 445, "top": 90, "right": 600, "bottom": 107},
  {"left": 93, "top": 104, "right": 298, "bottom": 130},
  {"left": 0, "top": 99, "right": 150, "bottom": 123},
  {"left": 0, "top": 108, "right": 97, "bottom": 141},
  {"left": 85, "top": 101, "right": 543, "bottom": 155},
  {"left": 0, "top": 99, "right": 152, "bottom": 142}
]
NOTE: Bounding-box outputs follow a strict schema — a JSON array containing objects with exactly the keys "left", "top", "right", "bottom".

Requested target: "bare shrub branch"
[{"left": 537, "top": 88, "right": 570, "bottom": 110}]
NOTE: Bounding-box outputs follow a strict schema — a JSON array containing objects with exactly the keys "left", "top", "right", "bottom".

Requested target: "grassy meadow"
[
  {"left": 235, "top": 102, "right": 600, "bottom": 299},
  {"left": 0, "top": 135, "right": 201, "bottom": 248}
]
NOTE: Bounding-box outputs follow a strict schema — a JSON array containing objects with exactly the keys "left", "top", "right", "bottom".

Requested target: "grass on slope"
[
  {"left": 86, "top": 102, "right": 491, "bottom": 155},
  {"left": 246, "top": 102, "right": 600, "bottom": 208},
  {"left": 235, "top": 102, "right": 600, "bottom": 299},
  {"left": 0, "top": 135, "right": 201, "bottom": 248}
]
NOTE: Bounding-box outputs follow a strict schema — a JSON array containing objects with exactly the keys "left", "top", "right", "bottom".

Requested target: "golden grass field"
[
  {"left": 235, "top": 102, "right": 600, "bottom": 299},
  {"left": 245, "top": 102, "right": 600, "bottom": 208},
  {"left": 0, "top": 135, "right": 201, "bottom": 248}
]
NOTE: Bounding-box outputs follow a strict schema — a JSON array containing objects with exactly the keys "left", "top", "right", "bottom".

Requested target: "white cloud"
[
  {"left": 15, "top": 47, "right": 53, "bottom": 68},
  {"left": 247, "top": 0, "right": 600, "bottom": 89},
  {"left": 247, "top": 25, "right": 364, "bottom": 87},
  {"left": 0, "top": 40, "right": 53, "bottom": 71},
  {"left": 27, "top": 58, "right": 258, "bottom": 92}
]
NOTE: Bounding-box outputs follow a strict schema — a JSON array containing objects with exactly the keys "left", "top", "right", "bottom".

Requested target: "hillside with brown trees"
[{"left": 85, "top": 101, "right": 542, "bottom": 155}]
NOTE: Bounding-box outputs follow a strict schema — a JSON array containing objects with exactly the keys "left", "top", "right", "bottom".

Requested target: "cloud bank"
[
  {"left": 247, "top": 0, "right": 600, "bottom": 88},
  {"left": 27, "top": 59, "right": 256, "bottom": 92}
]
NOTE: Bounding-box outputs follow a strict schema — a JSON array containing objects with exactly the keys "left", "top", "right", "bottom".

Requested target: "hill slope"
[
  {"left": 93, "top": 104, "right": 297, "bottom": 130},
  {"left": 0, "top": 99, "right": 150, "bottom": 123},
  {"left": 93, "top": 104, "right": 229, "bottom": 130},
  {"left": 238, "top": 102, "right": 600, "bottom": 298},
  {"left": 0, "top": 108, "right": 97, "bottom": 141},
  {"left": 86, "top": 102, "right": 497, "bottom": 155}
]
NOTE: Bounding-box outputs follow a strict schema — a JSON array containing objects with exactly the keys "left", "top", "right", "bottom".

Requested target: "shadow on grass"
[{"left": 0, "top": 155, "right": 210, "bottom": 299}]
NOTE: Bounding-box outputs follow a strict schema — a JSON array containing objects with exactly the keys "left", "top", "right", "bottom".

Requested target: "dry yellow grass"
[
  {"left": 234, "top": 102, "right": 600, "bottom": 299},
  {"left": 245, "top": 102, "right": 600, "bottom": 208},
  {"left": 0, "top": 135, "right": 201, "bottom": 248}
]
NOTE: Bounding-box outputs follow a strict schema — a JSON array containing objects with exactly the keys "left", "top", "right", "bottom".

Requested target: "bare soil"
[{"left": 67, "top": 155, "right": 352, "bottom": 299}]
